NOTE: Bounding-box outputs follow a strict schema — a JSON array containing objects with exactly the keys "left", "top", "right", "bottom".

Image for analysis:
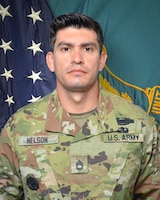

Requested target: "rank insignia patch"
[{"left": 71, "top": 155, "right": 88, "bottom": 174}]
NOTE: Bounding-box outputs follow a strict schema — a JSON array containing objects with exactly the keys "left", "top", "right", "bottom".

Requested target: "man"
[{"left": 0, "top": 13, "right": 159, "bottom": 200}]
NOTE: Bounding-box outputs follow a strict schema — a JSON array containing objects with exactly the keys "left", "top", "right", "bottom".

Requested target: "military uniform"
[{"left": 0, "top": 87, "right": 160, "bottom": 199}]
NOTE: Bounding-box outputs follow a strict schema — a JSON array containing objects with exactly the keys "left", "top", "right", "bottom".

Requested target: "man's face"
[{"left": 46, "top": 27, "right": 107, "bottom": 93}]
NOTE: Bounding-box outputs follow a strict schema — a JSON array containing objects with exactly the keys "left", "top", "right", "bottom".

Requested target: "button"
[
  {"left": 118, "top": 127, "right": 124, "bottom": 133},
  {"left": 118, "top": 127, "right": 129, "bottom": 133},
  {"left": 26, "top": 176, "right": 39, "bottom": 190},
  {"left": 123, "top": 127, "right": 129, "bottom": 133}
]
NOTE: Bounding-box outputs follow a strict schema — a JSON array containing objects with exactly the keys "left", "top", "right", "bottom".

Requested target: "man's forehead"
[
  {"left": 55, "top": 27, "right": 98, "bottom": 44},
  {"left": 56, "top": 27, "right": 97, "bottom": 37}
]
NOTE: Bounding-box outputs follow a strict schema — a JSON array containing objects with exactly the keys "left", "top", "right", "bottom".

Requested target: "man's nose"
[{"left": 72, "top": 49, "right": 84, "bottom": 64}]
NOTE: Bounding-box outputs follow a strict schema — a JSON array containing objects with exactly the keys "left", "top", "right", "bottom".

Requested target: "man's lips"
[{"left": 69, "top": 69, "right": 86, "bottom": 73}]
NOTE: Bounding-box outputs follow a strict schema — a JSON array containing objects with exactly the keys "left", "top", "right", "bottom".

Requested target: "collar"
[{"left": 45, "top": 88, "right": 119, "bottom": 136}]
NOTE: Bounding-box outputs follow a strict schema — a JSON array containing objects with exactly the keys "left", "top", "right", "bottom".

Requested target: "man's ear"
[
  {"left": 46, "top": 52, "right": 55, "bottom": 72},
  {"left": 99, "top": 51, "right": 107, "bottom": 71}
]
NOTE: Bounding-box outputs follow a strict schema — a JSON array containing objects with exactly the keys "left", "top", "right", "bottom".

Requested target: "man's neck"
[{"left": 57, "top": 85, "right": 99, "bottom": 114}]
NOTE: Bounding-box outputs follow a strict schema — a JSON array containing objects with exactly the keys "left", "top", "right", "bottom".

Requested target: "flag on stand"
[{"left": 0, "top": 0, "right": 56, "bottom": 131}]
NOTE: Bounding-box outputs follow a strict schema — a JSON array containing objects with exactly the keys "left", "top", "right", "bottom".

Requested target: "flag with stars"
[{"left": 0, "top": 0, "right": 56, "bottom": 131}]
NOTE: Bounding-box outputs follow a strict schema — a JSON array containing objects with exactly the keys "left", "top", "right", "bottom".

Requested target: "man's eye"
[
  {"left": 84, "top": 47, "right": 92, "bottom": 52},
  {"left": 62, "top": 47, "right": 70, "bottom": 52}
]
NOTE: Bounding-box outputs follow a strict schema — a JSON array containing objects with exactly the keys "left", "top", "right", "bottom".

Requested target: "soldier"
[{"left": 0, "top": 13, "right": 160, "bottom": 199}]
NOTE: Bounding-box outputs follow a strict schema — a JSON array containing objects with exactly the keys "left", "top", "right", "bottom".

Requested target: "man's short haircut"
[{"left": 49, "top": 13, "right": 104, "bottom": 53}]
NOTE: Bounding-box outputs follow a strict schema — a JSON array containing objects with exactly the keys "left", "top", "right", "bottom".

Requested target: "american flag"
[{"left": 0, "top": 0, "right": 56, "bottom": 131}]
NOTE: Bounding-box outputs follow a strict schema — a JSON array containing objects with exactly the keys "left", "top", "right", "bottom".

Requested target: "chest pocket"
[
  {"left": 103, "top": 142, "right": 142, "bottom": 196},
  {"left": 100, "top": 128, "right": 143, "bottom": 197},
  {"left": 19, "top": 146, "right": 70, "bottom": 200}
]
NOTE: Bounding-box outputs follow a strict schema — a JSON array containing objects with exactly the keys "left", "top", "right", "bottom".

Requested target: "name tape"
[
  {"left": 19, "top": 135, "right": 59, "bottom": 146},
  {"left": 103, "top": 133, "right": 143, "bottom": 143}
]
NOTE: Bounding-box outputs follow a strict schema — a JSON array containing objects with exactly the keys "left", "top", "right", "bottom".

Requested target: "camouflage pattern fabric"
[{"left": 0, "top": 87, "right": 160, "bottom": 199}]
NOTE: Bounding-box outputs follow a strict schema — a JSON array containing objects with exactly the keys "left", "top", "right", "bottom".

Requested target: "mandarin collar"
[{"left": 45, "top": 88, "right": 119, "bottom": 136}]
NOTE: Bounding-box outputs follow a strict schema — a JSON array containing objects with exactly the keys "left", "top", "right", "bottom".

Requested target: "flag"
[
  {"left": 48, "top": 0, "right": 160, "bottom": 132},
  {"left": 0, "top": 0, "right": 56, "bottom": 131}
]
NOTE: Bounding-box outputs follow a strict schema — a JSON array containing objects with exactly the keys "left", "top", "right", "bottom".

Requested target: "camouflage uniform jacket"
[{"left": 0, "top": 87, "right": 160, "bottom": 200}]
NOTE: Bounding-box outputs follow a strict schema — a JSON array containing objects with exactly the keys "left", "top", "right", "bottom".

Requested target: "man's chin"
[{"left": 66, "top": 85, "right": 92, "bottom": 93}]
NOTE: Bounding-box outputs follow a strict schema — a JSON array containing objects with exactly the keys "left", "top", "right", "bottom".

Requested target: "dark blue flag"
[{"left": 0, "top": 0, "right": 56, "bottom": 131}]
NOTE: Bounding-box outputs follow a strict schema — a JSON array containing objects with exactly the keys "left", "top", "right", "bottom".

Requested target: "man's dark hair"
[{"left": 49, "top": 13, "right": 104, "bottom": 53}]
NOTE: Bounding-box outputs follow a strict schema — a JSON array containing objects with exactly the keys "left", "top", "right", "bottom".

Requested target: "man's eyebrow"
[
  {"left": 57, "top": 42, "right": 72, "bottom": 47},
  {"left": 81, "top": 42, "right": 98, "bottom": 48},
  {"left": 56, "top": 41, "right": 98, "bottom": 48}
]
